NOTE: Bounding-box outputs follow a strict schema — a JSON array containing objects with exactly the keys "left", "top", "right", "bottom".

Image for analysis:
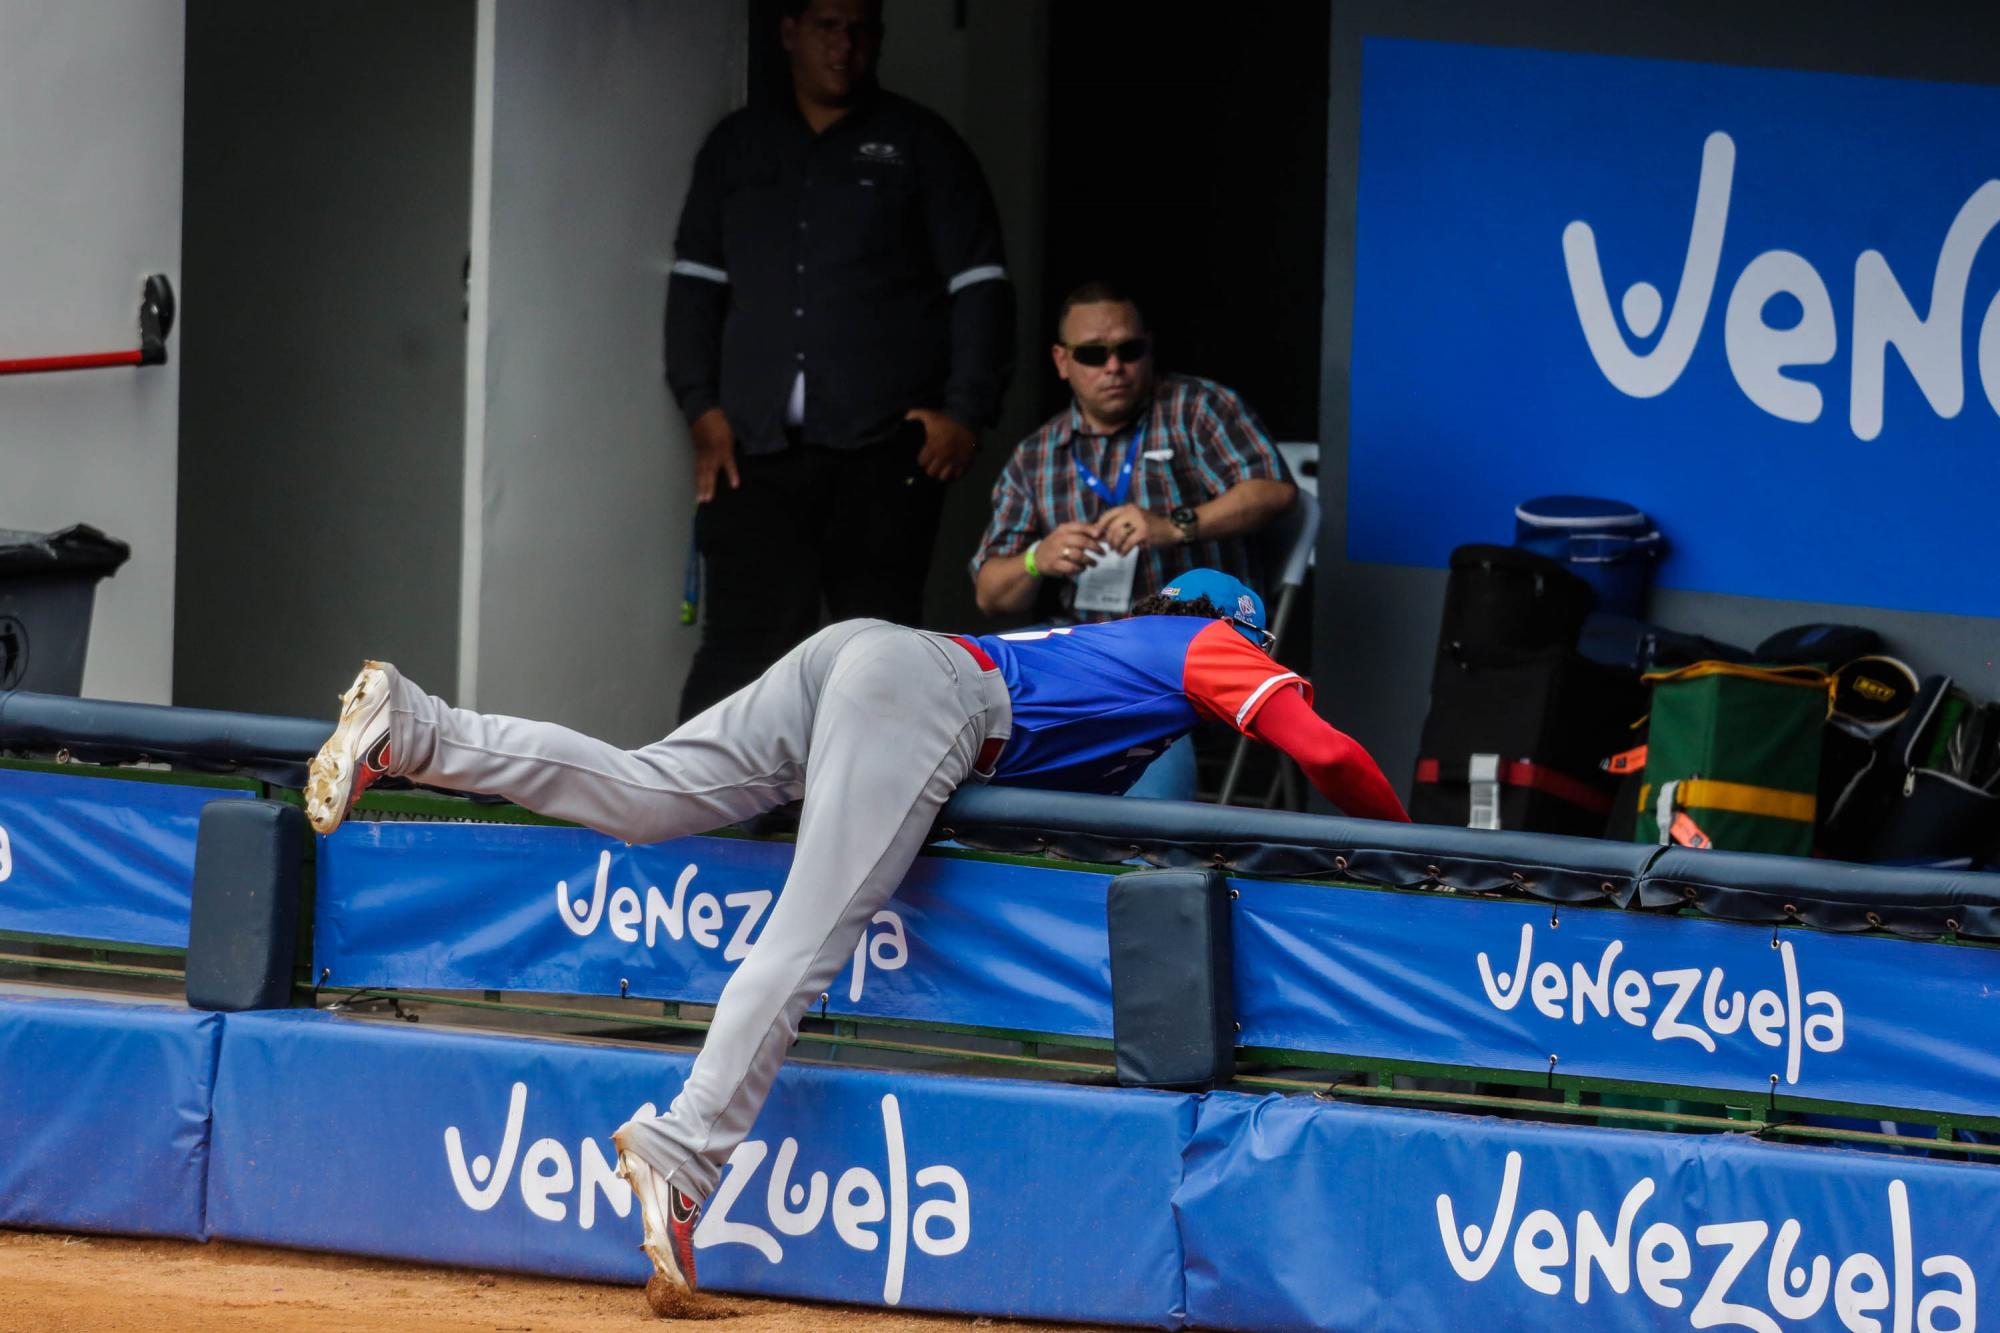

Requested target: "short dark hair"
[
  {"left": 1054, "top": 280, "right": 1146, "bottom": 342},
  {"left": 1129, "top": 591, "right": 1222, "bottom": 620},
  {"left": 781, "top": 0, "right": 884, "bottom": 20}
]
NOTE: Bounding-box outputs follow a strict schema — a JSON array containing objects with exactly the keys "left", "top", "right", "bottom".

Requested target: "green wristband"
[{"left": 1022, "top": 543, "right": 1042, "bottom": 578}]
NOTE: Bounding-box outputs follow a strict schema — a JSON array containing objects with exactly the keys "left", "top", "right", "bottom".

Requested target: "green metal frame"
[{"left": 5, "top": 753, "right": 1999, "bottom": 1160}]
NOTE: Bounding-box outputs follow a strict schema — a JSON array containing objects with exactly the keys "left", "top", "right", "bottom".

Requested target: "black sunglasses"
[{"left": 1066, "top": 337, "right": 1151, "bottom": 368}]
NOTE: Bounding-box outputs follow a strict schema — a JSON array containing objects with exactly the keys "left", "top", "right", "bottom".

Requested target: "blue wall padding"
[
  {"left": 1177, "top": 1091, "right": 2000, "bottom": 1333},
  {"left": 0, "top": 992, "right": 219, "bottom": 1238},
  {"left": 208, "top": 1008, "right": 1191, "bottom": 1326},
  {"left": 0, "top": 768, "right": 253, "bottom": 947}
]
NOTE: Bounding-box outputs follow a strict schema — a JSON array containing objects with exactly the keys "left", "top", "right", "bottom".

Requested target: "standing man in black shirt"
[{"left": 666, "top": 0, "right": 1015, "bottom": 720}]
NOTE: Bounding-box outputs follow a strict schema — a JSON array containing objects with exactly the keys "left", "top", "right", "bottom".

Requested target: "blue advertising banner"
[
  {"left": 0, "top": 768, "right": 253, "bottom": 947},
  {"left": 1180, "top": 1091, "right": 1995, "bottom": 1333},
  {"left": 0, "top": 992, "right": 220, "bottom": 1239},
  {"left": 320, "top": 824, "right": 1120, "bottom": 1032},
  {"left": 1351, "top": 39, "right": 2000, "bottom": 615},
  {"left": 1235, "top": 879, "right": 2000, "bottom": 1119},
  {"left": 315, "top": 824, "right": 1114, "bottom": 1038},
  {"left": 208, "top": 1008, "right": 1192, "bottom": 1325}
]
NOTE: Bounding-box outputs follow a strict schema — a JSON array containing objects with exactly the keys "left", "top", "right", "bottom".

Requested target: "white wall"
[
  {"left": 465, "top": 0, "right": 745, "bottom": 742},
  {"left": 0, "top": 0, "right": 183, "bottom": 702}
]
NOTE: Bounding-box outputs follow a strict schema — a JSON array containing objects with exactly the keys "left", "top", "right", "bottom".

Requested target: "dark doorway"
[{"left": 1041, "top": 3, "right": 1331, "bottom": 441}]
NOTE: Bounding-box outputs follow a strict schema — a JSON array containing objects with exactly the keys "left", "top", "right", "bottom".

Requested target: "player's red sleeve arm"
[{"left": 1247, "top": 685, "right": 1411, "bottom": 822}]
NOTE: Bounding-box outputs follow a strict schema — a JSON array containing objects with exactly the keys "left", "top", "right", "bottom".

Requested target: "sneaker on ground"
[
  {"left": 614, "top": 1133, "right": 700, "bottom": 1297},
  {"left": 303, "top": 662, "right": 394, "bottom": 835}
]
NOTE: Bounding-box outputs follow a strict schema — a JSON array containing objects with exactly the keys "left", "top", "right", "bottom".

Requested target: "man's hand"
[
  {"left": 690, "top": 407, "right": 740, "bottom": 503},
  {"left": 906, "top": 408, "right": 977, "bottom": 483},
  {"left": 1032, "top": 520, "right": 1108, "bottom": 578},
  {"left": 1095, "top": 503, "right": 1180, "bottom": 555}
]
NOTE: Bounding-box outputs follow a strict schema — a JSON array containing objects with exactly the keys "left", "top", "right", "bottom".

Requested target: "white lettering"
[
  {"left": 1437, "top": 1162, "right": 1970, "bottom": 1333},
  {"left": 687, "top": 893, "right": 722, "bottom": 949},
  {"left": 1572, "top": 940, "right": 1621, "bottom": 1024},
  {"left": 1513, "top": 1209, "right": 1570, "bottom": 1296},
  {"left": 1804, "top": 989, "right": 1846, "bottom": 1053},
  {"left": 1768, "top": 1218, "right": 1832, "bottom": 1322},
  {"left": 1478, "top": 925, "right": 1533, "bottom": 1011},
  {"left": 1436, "top": 1150, "right": 1521, "bottom": 1281},
  {"left": 1651, "top": 968, "right": 1714, "bottom": 1051},
  {"left": 1563, "top": 131, "right": 1734, "bottom": 398},
  {"left": 724, "top": 890, "right": 773, "bottom": 962},
  {"left": 1693, "top": 1220, "right": 1780, "bottom": 1333},
  {"left": 1567, "top": 130, "right": 2000, "bottom": 439},
  {"left": 1725, "top": 250, "right": 1838, "bottom": 422},
  {"left": 555, "top": 852, "right": 610, "bottom": 936},
  {"left": 1531, "top": 961, "right": 1569, "bottom": 1020},
  {"left": 695, "top": 1092, "right": 962, "bottom": 1305},
  {"left": 646, "top": 865, "right": 695, "bottom": 945},
  {"left": 1837, "top": 1252, "right": 1891, "bottom": 1332},
  {"left": 577, "top": 1135, "right": 628, "bottom": 1231},
  {"left": 1640, "top": 1221, "right": 1694, "bottom": 1309},
  {"left": 519, "top": 1137, "right": 574, "bottom": 1223},
  {"left": 1576, "top": 1177, "right": 1655, "bottom": 1304},
  {"left": 1850, "top": 183, "right": 2000, "bottom": 441},
  {"left": 1614, "top": 970, "right": 1651, "bottom": 1027},
  {"left": 445, "top": 1080, "right": 527, "bottom": 1211},
  {"left": 1704, "top": 969, "right": 1747, "bottom": 1035},
  {"left": 1749, "top": 990, "right": 1785, "bottom": 1048},
  {"left": 766, "top": 1137, "right": 829, "bottom": 1236},
  {"left": 607, "top": 886, "right": 641, "bottom": 943},
  {"left": 833, "top": 1167, "right": 886, "bottom": 1252},
  {"left": 1918, "top": 1255, "right": 1977, "bottom": 1333},
  {"left": 0, "top": 823, "right": 11, "bottom": 882}
]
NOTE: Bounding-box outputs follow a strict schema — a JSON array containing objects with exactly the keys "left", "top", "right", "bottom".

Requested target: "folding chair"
[{"left": 1217, "top": 445, "right": 1320, "bottom": 808}]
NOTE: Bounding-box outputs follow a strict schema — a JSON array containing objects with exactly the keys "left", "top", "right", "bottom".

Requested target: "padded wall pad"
[
  {"left": 1110, "top": 868, "right": 1233, "bottom": 1089},
  {"left": 185, "top": 798, "right": 303, "bottom": 1011},
  {"left": 1178, "top": 1090, "right": 2000, "bottom": 1333},
  {"left": 208, "top": 1009, "right": 1192, "bottom": 1326},
  {"left": 0, "top": 989, "right": 220, "bottom": 1238}
]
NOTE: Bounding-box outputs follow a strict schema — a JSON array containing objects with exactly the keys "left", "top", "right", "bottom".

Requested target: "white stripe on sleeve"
[
  {"left": 947, "top": 264, "right": 1007, "bottom": 295},
  {"left": 671, "top": 259, "right": 730, "bottom": 285},
  {"left": 1235, "top": 673, "right": 1303, "bottom": 729}
]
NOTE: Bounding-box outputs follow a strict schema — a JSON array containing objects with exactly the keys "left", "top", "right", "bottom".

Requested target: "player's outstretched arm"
[{"left": 1247, "top": 685, "right": 1411, "bottom": 822}]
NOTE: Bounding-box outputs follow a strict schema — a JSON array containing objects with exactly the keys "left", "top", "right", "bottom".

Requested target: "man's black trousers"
[{"left": 679, "top": 428, "right": 948, "bottom": 721}]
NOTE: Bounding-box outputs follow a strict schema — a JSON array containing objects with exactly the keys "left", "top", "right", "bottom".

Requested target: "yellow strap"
[
  {"left": 1679, "top": 778, "right": 1816, "bottom": 824},
  {"left": 1641, "top": 661, "right": 1832, "bottom": 690}
]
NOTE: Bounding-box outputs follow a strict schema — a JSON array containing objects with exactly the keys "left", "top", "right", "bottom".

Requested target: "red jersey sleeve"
[{"left": 1181, "top": 619, "right": 1310, "bottom": 735}]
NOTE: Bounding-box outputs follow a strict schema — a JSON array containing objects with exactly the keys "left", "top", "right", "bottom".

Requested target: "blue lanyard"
[{"left": 1073, "top": 418, "right": 1147, "bottom": 508}]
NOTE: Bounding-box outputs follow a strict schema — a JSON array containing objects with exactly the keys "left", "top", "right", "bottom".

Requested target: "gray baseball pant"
[{"left": 373, "top": 619, "right": 1011, "bottom": 1201}]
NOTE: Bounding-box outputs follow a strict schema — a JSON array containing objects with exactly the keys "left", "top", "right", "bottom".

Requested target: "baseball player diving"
[{"left": 302, "top": 568, "right": 1407, "bottom": 1311}]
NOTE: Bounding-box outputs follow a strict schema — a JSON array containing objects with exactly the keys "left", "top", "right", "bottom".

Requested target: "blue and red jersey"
[{"left": 964, "top": 617, "right": 1307, "bottom": 795}]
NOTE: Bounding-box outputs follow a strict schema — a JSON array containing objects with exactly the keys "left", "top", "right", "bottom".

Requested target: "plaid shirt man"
[{"left": 971, "top": 373, "right": 1292, "bottom": 620}]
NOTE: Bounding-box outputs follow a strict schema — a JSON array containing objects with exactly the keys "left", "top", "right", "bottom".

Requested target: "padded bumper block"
[
  {"left": 185, "top": 797, "right": 304, "bottom": 1011},
  {"left": 1108, "top": 866, "right": 1235, "bottom": 1090}
]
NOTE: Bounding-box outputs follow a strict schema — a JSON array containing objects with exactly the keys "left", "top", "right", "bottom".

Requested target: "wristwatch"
[{"left": 1170, "top": 506, "right": 1200, "bottom": 544}]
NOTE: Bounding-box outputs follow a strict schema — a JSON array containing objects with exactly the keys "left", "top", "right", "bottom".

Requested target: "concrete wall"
[
  {"left": 464, "top": 0, "right": 746, "bottom": 742},
  {"left": 0, "top": 0, "right": 184, "bottom": 702},
  {"left": 1318, "top": 1, "right": 2000, "bottom": 799},
  {"left": 176, "top": 0, "right": 473, "bottom": 716}
]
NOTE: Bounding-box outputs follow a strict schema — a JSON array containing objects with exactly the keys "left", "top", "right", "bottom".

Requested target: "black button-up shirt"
[{"left": 665, "top": 90, "right": 1014, "bottom": 455}]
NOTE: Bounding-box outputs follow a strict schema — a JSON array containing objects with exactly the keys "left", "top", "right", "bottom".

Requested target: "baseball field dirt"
[{"left": 0, "top": 1229, "right": 1086, "bottom": 1332}]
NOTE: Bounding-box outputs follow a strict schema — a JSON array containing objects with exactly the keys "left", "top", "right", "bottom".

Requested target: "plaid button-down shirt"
[{"left": 971, "top": 373, "right": 1291, "bottom": 620}]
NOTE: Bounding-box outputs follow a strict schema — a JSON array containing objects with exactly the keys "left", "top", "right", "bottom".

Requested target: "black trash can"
[{"left": 0, "top": 524, "right": 131, "bottom": 694}]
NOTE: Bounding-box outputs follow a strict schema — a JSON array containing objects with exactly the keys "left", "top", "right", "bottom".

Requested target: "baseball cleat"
[
  {"left": 614, "top": 1132, "right": 700, "bottom": 1298},
  {"left": 304, "top": 661, "right": 395, "bottom": 835}
]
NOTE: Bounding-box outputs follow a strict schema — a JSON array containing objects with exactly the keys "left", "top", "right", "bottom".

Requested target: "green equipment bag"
[{"left": 1633, "top": 662, "right": 1833, "bottom": 856}]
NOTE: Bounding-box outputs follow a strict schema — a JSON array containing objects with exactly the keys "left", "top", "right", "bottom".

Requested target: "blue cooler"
[{"left": 1513, "top": 496, "right": 1664, "bottom": 619}]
